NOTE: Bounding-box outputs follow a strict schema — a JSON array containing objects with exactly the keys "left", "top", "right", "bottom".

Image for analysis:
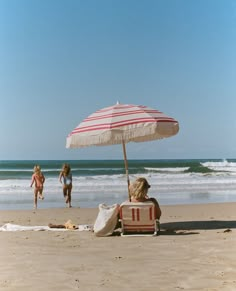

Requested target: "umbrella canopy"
[{"left": 66, "top": 102, "right": 179, "bottom": 196}]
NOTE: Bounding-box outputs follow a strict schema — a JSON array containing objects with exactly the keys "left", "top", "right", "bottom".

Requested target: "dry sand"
[{"left": 0, "top": 203, "right": 236, "bottom": 291}]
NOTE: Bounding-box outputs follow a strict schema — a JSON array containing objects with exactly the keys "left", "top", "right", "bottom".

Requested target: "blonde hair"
[
  {"left": 62, "top": 163, "right": 71, "bottom": 175},
  {"left": 129, "top": 177, "right": 150, "bottom": 200},
  {"left": 33, "top": 165, "right": 42, "bottom": 175}
]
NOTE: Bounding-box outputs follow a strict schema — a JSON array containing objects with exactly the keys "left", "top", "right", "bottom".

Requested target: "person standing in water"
[
  {"left": 59, "top": 163, "right": 72, "bottom": 208},
  {"left": 30, "top": 165, "right": 45, "bottom": 209}
]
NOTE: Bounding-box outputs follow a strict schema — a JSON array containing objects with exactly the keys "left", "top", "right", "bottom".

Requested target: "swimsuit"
[
  {"left": 63, "top": 173, "right": 72, "bottom": 186},
  {"left": 32, "top": 173, "right": 44, "bottom": 189}
]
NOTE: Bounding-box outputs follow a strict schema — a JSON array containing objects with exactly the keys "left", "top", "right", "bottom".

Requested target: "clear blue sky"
[{"left": 1, "top": 0, "right": 236, "bottom": 160}]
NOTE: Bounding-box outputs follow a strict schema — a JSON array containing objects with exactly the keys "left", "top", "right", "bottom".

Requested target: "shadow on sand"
[
  {"left": 159, "top": 220, "right": 236, "bottom": 235},
  {"left": 113, "top": 220, "right": 236, "bottom": 236}
]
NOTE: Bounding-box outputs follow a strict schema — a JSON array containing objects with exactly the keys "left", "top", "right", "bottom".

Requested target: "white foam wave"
[
  {"left": 201, "top": 159, "right": 236, "bottom": 173},
  {"left": 0, "top": 169, "right": 33, "bottom": 172},
  {"left": 145, "top": 167, "right": 189, "bottom": 172},
  {"left": 1, "top": 171, "right": 236, "bottom": 196}
]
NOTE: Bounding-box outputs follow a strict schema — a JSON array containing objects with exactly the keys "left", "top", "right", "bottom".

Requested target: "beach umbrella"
[{"left": 66, "top": 102, "right": 179, "bottom": 197}]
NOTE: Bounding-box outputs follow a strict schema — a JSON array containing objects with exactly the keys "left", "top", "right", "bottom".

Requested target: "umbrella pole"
[{"left": 122, "top": 140, "right": 131, "bottom": 201}]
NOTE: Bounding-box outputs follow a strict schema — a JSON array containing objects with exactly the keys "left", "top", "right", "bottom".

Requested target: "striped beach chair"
[{"left": 119, "top": 201, "right": 160, "bottom": 236}]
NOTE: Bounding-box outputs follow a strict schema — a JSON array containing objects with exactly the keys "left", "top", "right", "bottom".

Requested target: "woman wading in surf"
[{"left": 59, "top": 163, "right": 73, "bottom": 208}]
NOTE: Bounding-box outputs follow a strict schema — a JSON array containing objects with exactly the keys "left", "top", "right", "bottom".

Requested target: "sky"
[{"left": 0, "top": 0, "right": 236, "bottom": 160}]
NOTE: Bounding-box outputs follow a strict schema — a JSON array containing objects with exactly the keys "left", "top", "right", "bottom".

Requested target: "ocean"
[{"left": 1, "top": 159, "right": 236, "bottom": 210}]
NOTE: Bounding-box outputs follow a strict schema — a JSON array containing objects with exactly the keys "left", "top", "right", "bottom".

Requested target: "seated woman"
[{"left": 129, "top": 177, "right": 162, "bottom": 220}]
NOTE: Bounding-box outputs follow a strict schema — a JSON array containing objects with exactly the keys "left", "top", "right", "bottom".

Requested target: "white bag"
[{"left": 93, "top": 203, "right": 119, "bottom": 237}]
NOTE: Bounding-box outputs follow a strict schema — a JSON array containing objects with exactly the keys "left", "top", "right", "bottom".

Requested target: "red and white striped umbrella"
[{"left": 66, "top": 102, "right": 179, "bottom": 195}]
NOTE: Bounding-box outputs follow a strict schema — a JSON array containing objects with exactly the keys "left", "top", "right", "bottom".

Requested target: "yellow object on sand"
[
  {"left": 64, "top": 220, "right": 78, "bottom": 230},
  {"left": 48, "top": 219, "right": 78, "bottom": 230}
]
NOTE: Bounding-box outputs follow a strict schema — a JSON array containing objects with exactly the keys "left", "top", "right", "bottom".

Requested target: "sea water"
[{"left": 1, "top": 159, "right": 236, "bottom": 210}]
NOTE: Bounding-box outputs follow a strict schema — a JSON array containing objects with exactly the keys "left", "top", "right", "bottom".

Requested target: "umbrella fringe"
[{"left": 66, "top": 123, "right": 179, "bottom": 148}]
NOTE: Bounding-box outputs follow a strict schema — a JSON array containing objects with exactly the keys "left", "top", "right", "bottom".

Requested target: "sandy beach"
[{"left": 0, "top": 203, "right": 236, "bottom": 291}]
